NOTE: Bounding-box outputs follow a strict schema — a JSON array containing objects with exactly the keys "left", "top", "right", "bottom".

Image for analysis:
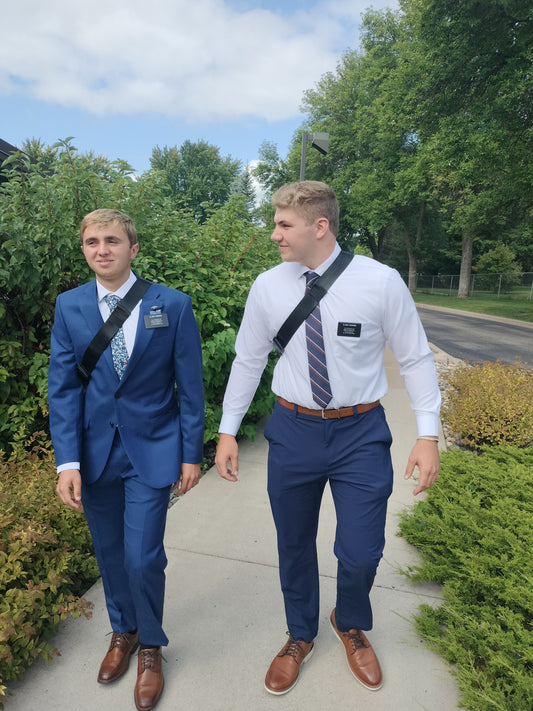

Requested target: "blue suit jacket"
[{"left": 48, "top": 279, "right": 205, "bottom": 488}]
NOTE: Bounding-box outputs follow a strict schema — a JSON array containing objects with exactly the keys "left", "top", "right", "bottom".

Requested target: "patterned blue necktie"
[
  {"left": 305, "top": 271, "right": 332, "bottom": 407},
  {"left": 104, "top": 294, "right": 128, "bottom": 379}
]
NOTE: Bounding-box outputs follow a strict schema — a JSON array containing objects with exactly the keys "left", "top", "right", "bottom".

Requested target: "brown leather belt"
[{"left": 277, "top": 396, "right": 380, "bottom": 419}]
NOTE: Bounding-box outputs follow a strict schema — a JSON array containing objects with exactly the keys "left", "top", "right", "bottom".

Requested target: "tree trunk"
[
  {"left": 458, "top": 234, "right": 473, "bottom": 298},
  {"left": 407, "top": 201, "right": 426, "bottom": 294},
  {"left": 408, "top": 252, "right": 417, "bottom": 293},
  {"left": 404, "top": 224, "right": 417, "bottom": 293}
]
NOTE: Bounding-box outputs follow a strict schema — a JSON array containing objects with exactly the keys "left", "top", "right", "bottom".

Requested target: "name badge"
[
  {"left": 144, "top": 307, "right": 169, "bottom": 329},
  {"left": 337, "top": 322, "right": 361, "bottom": 337}
]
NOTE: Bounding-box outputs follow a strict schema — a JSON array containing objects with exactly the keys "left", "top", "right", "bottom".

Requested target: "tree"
[
  {"left": 405, "top": 0, "right": 533, "bottom": 295},
  {"left": 230, "top": 165, "right": 257, "bottom": 220},
  {"left": 150, "top": 140, "right": 241, "bottom": 222},
  {"left": 474, "top": 243, "right": 522, "bottom": 293},
  {"left": 251, "top": 140, "right": 298, "bottom": 227},
  {"left": 252, "top": 140, "right": 292, "bottom": 196},
  {"left": 300, "top": 8, "right": 443, "bottom": 281}
]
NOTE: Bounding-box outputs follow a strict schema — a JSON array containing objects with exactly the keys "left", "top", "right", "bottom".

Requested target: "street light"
[{"left": 300, "top": 131, "right": 330, "bottom": 181}]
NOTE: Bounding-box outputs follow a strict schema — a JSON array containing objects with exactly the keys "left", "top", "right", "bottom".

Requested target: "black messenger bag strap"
[
  {"left": 76, "top": 277, "right": 152, "bottom": 386},
  {"left": 273, "top": 250, "right": 354, "bottom": 356}
]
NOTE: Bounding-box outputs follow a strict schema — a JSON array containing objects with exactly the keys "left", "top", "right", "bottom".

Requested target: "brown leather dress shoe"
[
  {"left": 134, "top": 648, "right": 165, "bottom": 711},
  {"left": 330, "top": 608, "right": 383, "bottom": 690},
  {"left": 264, "top": 633, "right": 314, "bottom": 695},
  {"left": 97, "top": 631, "right": 139, "bottom": 684}
]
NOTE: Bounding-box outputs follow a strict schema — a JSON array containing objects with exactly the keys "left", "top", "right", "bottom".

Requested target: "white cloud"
[{"left": 1, "top": 0, "right": 396, "bottom": 123}]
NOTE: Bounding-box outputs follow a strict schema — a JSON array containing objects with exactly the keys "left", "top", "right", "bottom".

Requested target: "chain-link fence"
[{"left": 404, "top": 272, "right": 533, "bottom": 300}]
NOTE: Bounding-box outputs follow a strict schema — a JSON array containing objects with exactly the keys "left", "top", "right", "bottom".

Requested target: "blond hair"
[
  {"left": 271, "top": 181, "right": 339, "bottom": 237},
  {"left": 80, "top": 209, "right": 138, "bottom": 246}
]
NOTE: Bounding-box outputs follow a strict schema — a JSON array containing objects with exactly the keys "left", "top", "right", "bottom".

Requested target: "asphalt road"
[{"left": 416, "top": 305, "right": 533, "bottom": 366}]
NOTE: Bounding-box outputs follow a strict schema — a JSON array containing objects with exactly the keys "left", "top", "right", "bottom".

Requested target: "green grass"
[{"left": 413, "top": 292, "right": 533, "bottom": 323}]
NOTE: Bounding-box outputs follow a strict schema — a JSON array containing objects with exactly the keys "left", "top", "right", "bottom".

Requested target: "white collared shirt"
[
  {"left": 219, "top": 244, "right": 441, "bottom": 437},
  {"left": 96, "top": 271, "right": 140, "bottom": 357}
]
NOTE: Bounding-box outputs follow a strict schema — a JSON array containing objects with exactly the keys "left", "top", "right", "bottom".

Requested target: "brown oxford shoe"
[
  {"left": 264, "top": 633, "right": 314, "bottom": 695},
  {"left": 97, "top": 631, "right": 139, "bottom": 684},
  {"left": 330, "top": 608, "right": 383, "bottom": 690},
  {"left": 134, "top": 648, "right": 165, "bottom": 711}
]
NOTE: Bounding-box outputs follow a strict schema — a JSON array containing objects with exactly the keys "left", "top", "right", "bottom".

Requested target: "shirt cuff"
[
  {"left": 415, "top": 413, "right": 440, "bottom": 438},
  {"left": 57, "top": 462, "right": 80, "bottom": 474},
  {"left": 218, "top": 413, "right": 244, "bottom": 437}
]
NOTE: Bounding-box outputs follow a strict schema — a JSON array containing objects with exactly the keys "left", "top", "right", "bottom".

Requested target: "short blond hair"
[
  {"left": 80, "top": 209, "right": 138, "bottom": 246},
  {"left": 271, "top": 181, "right": 339, "bottom": 237}
]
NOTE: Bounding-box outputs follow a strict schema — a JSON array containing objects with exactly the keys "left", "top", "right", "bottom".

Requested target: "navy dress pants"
[
  {"left": 81, "top": 433, "right": 171, "bottom": 647},
  {"left": 265, "top": 402, "right": 393, "bottom": 643}
]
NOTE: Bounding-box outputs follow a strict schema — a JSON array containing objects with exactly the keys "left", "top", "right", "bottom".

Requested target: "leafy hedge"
[
  {"left": 442, "top": 360, "right": 533, "bottom": 449},
  {"left": 0, "top": 140, "right": 279, "bottom": 453},
  {"left": 399, "top": 446, "right": 533, "bottom": 711},
  {"left": 0, "top": 438, "right": 98, "bottom": 702}
]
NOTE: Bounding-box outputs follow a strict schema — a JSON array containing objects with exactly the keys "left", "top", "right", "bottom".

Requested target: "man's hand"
[
  {"left": 404, "top": 439, "right": 440, "bottom": 495},
  {"left": 175, "top": 462, "right": 201, "bottom": 496},
  {"left": 56, "top": 468, "right": 82, "bottom": 509},
  {"left": 215, "top": 433, "right": 239, "bottom": 482}
]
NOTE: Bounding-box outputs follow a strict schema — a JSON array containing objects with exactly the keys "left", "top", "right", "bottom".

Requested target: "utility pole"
[{"left": 300, "top": 131, "right": 330, "bottom": 181}]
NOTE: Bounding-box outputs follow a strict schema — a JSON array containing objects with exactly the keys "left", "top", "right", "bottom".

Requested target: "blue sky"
[{"left": 1, "top": 0, "right": 398, "bottom": 174}]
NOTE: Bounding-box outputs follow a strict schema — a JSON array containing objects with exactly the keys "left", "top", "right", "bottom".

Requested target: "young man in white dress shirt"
[{"left": 215, "top": 181, "right": 440, "bottom": 695}]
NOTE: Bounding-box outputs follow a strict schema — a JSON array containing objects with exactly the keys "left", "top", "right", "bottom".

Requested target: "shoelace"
[
  {"left": 138, "top": 649, "right": 166, "bottom": 671},
  {"left": 342, "top": 629, "right": 368, "bottom": 654},
  {"left": 109, "top": 632, "right": 135, "bottom": 648},
  {"left": 279, "top": 635, "right": 306, "bottom": 660}
]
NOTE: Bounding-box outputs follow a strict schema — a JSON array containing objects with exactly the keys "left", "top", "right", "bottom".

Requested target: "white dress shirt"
[
  {"left": 219, "top": 244, "right": 441, "bottom": 437},
  {"left": 96, "top": 271, "right": 140, "bottom": 357}
]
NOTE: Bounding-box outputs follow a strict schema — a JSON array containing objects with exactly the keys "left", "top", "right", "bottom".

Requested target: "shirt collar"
[
  {"left": 298, "top": 243, "right": 341, "bottom": 279},
  {"left": 97, "top": 271, "right": 137, "bottom": 303}
]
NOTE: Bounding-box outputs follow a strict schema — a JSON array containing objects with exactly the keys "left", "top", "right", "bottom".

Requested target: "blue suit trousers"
[
  {"left": 81, "top": 433, "right": 171, "bottom": 647},
  {"left": 264, "top": 402, "right": 393, "bottom": 642}
]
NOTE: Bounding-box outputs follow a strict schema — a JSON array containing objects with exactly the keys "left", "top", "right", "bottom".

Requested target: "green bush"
[
  {"left": 0, "top": 438, "right": 98, "bottom": 703},
  {"left": 0, "top": 140, "right": 279, "bottom": 454},
  {"left": 442, "top": 360, "right": 533, "bottom": 449},
  {"left": 474, "top": 243, "right": 522, "bottom": 293},
  {"left": 399, "top": 446, "right": 533, "bottom": 711}
]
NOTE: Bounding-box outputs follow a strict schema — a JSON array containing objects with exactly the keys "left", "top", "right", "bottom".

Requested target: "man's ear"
[{"left": 315, "top": 217, "right": 329, "bottom": 239}]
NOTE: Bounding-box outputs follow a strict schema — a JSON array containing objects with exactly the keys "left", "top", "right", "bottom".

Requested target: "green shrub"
[
  {"left": 474, "top": 243, "right": 522, "bottom": 293},
  {"left": 442, "top": 360, "right": 533, "bottom": 449},
  {"left": 399, "top": 446, "right": 533, "bottom": 711},
  {"left": 0, "top": 142, "right": 279, "bottom": 454},
  {"left": 0, "top": 438, "right": 98, "bottom": 703}
]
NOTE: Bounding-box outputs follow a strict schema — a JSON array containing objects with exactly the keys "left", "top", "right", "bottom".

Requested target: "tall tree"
[
  {"left": 300, "top": 8, "right": 442, "bottom": 283},
  {"left": 405, "top": 0, "right": 533, "bottom": 295},
  {"left": 230, "top": 165, "right": 257, "bottom": 220},
  {"left": 150, "top": 140, "right": 241, "bottom": 222},
  {"left": 252, "top": 141, "right": 296, "bottom": 226}
]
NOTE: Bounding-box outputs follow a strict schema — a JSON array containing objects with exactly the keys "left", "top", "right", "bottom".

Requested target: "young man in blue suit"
[{"left": 48, "top": 209, "right": 205, "bottom": 711}]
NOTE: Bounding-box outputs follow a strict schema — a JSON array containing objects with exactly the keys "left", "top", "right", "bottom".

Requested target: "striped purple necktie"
[{"left": 305, "top": 271, "right": 332, "bottom": 407}]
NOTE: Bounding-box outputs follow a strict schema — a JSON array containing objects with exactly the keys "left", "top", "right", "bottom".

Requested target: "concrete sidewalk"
[{"left": 4, "top": 347, "right": 461, "bottom": 711}]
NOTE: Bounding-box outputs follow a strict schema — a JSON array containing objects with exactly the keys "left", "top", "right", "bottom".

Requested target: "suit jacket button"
[
  {"left": 109, "top": 422, "right": 114, "bottom": 428},
  {"left": 115, "top": 392, "right": 121, "bottom": 399}
]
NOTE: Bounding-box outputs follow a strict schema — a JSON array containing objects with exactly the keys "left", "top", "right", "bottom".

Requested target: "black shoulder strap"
[
  {"left": 273, "top": 251, "right": 354, "bottom": 356},
  {"left": 76, "top": 277, "right": 152, "bottom": 386}
]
